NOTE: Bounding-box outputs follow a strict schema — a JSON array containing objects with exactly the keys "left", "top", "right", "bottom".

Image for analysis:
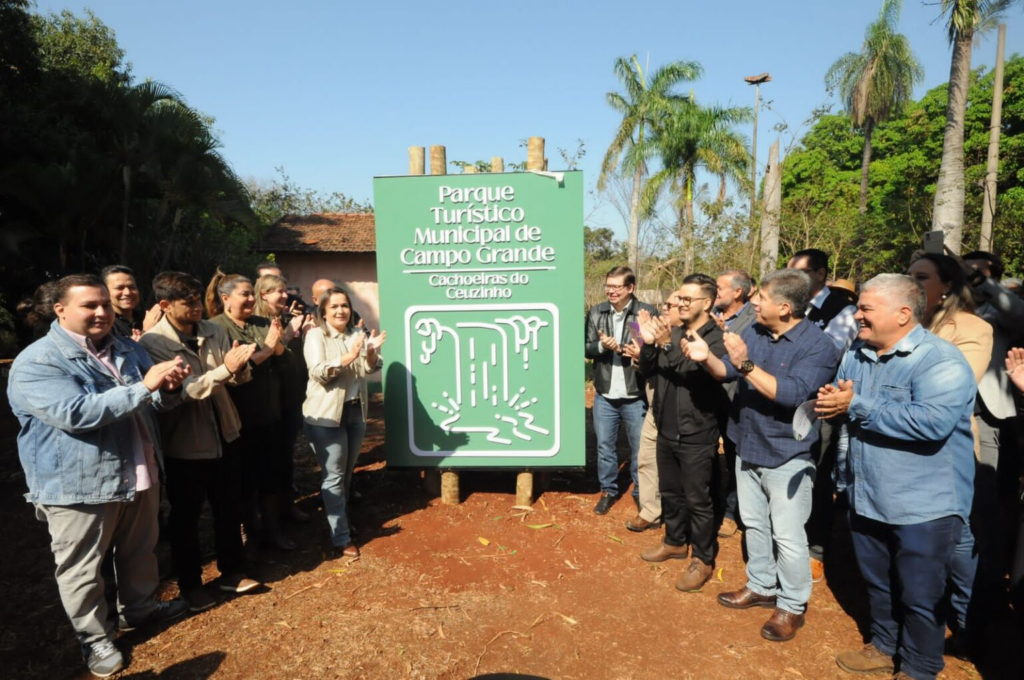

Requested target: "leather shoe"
[
  {"left": 717, "top": 586, "right": 777, "bottom": 610},
  {"left": 718, "top": 517, "right": 739, "bottom": 538},
  {"left": 675, "top": 558, "right": 714, "bottom": 592},
  {"left": 760, "top": 607, "right": 805, "bottom": 642},
  {"left": 835, "top": 643, "right": 894, "bottom": 675},
  {"left": 625, "top": 515, "right": 662, "bottom": 532},
  {"left": 810, "top": 557, "right": 825, "bottom": 584},
  {"left": 593, "top": 493, "right": 616, "bottom": 515},
  {"left": 641, "top": 541, "right": 689, "bottom": 562}
]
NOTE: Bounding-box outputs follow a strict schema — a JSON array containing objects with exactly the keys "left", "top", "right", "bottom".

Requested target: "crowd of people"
[
  {"left": 6, "top": 246, "right": 1024, "bottom": 679},
  {"left": 8, "top": 263, "right": 384, "bottom": 677},
  {"left": 584, "top": 249, "right": 1024, "bottom": 680}
]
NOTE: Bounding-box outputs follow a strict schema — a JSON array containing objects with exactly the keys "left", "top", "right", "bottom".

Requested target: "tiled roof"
[{"left": 256, "top": 213, "right": 376, "bottom": 253}]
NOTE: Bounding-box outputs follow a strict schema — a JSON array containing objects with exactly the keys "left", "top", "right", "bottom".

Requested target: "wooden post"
[
  {"left": 516, "top": 472, "right": 533, "bottom": 507},
  {"left": 441, "top": 470, "right": 460, "bottom": 505},
  {"left": 463, "top": 166, "right": 478, "bottom": 174},
  {"left": 430, "top": 145, "right": 447, "bottom": 175},
  {"left": 527, "top": 137, "right": 545, "bottom": 173},
  {"left": 409, "top": 146, "right": 425, "bottom": 175},
  {"left": 981, "top": 24, "right": 1007, "bottom": 251},
  {"left": 491, "top": 157, "right": 504, "bottom": 173}
]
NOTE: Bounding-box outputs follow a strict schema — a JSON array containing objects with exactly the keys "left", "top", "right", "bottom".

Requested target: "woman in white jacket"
[{"left": 303, "top": 287, "right": 385, "bottom": 557}]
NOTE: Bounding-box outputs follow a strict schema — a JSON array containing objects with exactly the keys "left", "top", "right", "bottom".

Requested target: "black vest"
[{"left": 806, "top": 289, "right": 851, "bottom": 330}]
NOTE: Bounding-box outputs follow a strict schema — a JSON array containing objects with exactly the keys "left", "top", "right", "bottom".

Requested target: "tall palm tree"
[
  {"left": 932, "top": 0, "right": 1018, "bottom": 251},
  {"left": 638, "top": 101, "right": 751, "bottom": 274},
  {"left": 599, "top": 55, "right": 703, "bottom": 272},
  {"left": 826, "top": 0, "right": 923, "bottom": 214}
]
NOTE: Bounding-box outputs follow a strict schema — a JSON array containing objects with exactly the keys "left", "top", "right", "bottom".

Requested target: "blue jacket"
[
  {"left": 7, "top": 321, "right": 168, "bottom": 505},
  {"left": 839, "top": 325, "right": 976, "bottom": 525}
]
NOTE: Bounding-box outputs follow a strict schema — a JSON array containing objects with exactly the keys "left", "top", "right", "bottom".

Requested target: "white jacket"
[{"left": 302, "top": 325, "right": 380, "bottom": 426}]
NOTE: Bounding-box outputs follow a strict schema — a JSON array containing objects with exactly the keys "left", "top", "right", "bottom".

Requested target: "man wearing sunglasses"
[{"left": 585, "top": 266, "right": 658, "bottom": 515}]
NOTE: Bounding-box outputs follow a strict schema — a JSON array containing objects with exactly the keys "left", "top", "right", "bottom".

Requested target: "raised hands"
[
  {"left": 621, "top": 338, "right": 641, "bottom": 362},
  {"left": 366, "top": 329, "right": 387, "bottom": 364},
  {"left": 723, "top": 332, "right": 749, "bottom": 369},
  {"left": 598, "top": 330, "right": 621, "bottom": 354},
  {"left": 1006, "top": 348, "right": 1024, "bottom": 392},
  {"left": 346, "top": 332, "right": 366, "bottom": 363},
  {"left": 264, "top": 317, "right": 283, "bottom": 350},
  {"left": 815, "top": 380, "right": 855, "bottom": 419},
  {"left": 142, "top": 304, "right": 164, "bottom": 332},
  {"left": 224, "top": 340, "right": 257, "bottom": 374},
  {"left": 143, "top": 356, "right": 191, "bottom": 392},
  {"left": 680, "top": 333, "right": 710, "bottom": 362}
]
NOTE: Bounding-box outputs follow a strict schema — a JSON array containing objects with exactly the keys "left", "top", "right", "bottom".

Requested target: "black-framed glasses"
[
  {"left": 665, "top": 296, "right": 708, "bottom": 308},
  {"left": 604, "top": 284, "right": 630, "bottom": 292}
]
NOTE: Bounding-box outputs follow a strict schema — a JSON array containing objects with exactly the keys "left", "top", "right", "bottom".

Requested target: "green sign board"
[{"left": 374, "top": 171, "right": 584, "bottom": 468}]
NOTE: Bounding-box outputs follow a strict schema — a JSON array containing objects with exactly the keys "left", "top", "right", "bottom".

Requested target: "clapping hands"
[
  {"left": 143, "top": 356, "right": 191, "bottom": 393},
  {"left": 1006, "top": 348, "right": 1024, "bottom": 392}
]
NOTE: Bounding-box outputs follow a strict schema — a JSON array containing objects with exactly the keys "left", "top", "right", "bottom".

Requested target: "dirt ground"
[{"left": 1, "top": 388, "right": 1021, "bottom": 679}]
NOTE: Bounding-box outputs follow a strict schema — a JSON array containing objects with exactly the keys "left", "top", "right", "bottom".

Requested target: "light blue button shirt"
[{"left": 839, "top": 324, "right": 976, "bottom": 525}]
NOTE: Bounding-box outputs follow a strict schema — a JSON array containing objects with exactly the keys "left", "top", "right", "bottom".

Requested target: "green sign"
[{"left": 374, "top": 171, "right": 584, "bottom": 468}]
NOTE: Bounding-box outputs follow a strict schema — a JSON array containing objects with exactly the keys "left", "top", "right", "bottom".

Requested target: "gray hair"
[
  {"left": 761, "top": 269, "right": 812, "bottom": 319},
  {"left": 721, "top": 268, "right": 753, "bottom": 299},
  {"left": 861, "top": 273, "right": 925, "bottom": 322}
]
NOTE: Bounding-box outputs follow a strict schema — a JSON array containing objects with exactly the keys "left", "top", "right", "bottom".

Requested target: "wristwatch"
[
  {"left": 661, "top": 341, "right": 673, "bottom": 352},
  {"left": 739, "top": 359, "right": 755, "bottom": 374}
]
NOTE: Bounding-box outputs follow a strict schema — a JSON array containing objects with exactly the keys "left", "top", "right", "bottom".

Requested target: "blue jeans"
[
  {"left": 736, "top": 456, "right": 814, "bottom": 615},
  {"left": 948, "top": 520, "right": 977, "bottom": 633},
  {"left": 304, "top": 405, "right": 366, "bottom": 548},
  {"left": 593, "top": 394, "right": 646, "bottom": 497},
  {"left": 850, "top": 512, "right": 963, "bottom": 680}
]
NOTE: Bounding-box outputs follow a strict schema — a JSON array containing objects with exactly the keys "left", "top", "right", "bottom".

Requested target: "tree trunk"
[
  {"left": 932, "top": 31, "right": 973, "bottom": 254},
  {"left": 120, "top": 165, "right": 132, "bottom": 262},
  {"left": 627, "top": 162, "right": 641, "bottom": 273},
  {"left": 157, "top": 206, "right": 183, "bottom": 271},
  {"left": 759, "top": 140, "right": 782, "bottom": 279},
  {"left": 859, "top": 123, "right": 874, "bottom": 215},
  {"left": 980, "top": 24, "right": 1007, "bottom": 251},
  {"left": 684, "top": 174, "right": 695, "bottom": 274}
]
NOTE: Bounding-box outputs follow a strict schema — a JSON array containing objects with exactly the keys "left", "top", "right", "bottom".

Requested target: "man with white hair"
[{"left": 817, "top": 274, "right": 976, "bottom": 680}]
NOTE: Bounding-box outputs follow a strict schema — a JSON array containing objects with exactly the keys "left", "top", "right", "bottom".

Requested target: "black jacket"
[
  {"left": 637, "top": 319, "right": 728, "bottom": 441},
  {"left": 585, "top": 297, "right": 659, "bottom": 397}
]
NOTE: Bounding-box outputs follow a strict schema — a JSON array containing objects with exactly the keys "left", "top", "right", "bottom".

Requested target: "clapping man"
[
  {"left": 682, "top": 269, "right": 841, "bottom": 642},
  {"left": 637, "top": 275, "right": 728, "bottom": 593},
  {"left": 821, "top": 275, "right": 977, "bottom": 680},
  {"left": 8, "top": 275, "right": 191, "bottom": 677}
]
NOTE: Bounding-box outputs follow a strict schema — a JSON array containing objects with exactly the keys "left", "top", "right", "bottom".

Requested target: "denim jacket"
[{"left": 7, "top": 321, "right": 169, "bottom": 505}]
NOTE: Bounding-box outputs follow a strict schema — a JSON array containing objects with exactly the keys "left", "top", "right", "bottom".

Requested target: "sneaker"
[
  {"left": 86, "top": 640, "right": 124, "bottom": 678},
  {"left": 593, "top": 493, "right": 617, "bottom": 515},
  {"left": 217, "top": 574, "right": 261, "bottom": 594},
  {"left": 184, "top": 587, "right": 217, "bottom": 612},
  {"left": 810, "top": 558, "right": 825, "bottom": 584},
  {"left": 119, "top": 598, "right": 189, "bottom": 631}
]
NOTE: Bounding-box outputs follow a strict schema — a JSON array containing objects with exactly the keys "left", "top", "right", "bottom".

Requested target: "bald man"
[{"left": 311, "top": 279, "right": 336, "bottom": 305}]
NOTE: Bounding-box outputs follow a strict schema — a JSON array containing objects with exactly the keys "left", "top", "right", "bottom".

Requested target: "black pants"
[
  {"left": 714, "top": 427, "right": 740, "bottom": 524},
  {"left": 657, "top": 434, "right": 717, "bottom": 563},
  {"left": 237, "top": 422, "right": 289, "bottom": 495},
  {"left": 806, "top": 418, "right": 836, "bottom": 562},
  {"left": 165, "top": 440, "right": 244, "bottom": 592}
]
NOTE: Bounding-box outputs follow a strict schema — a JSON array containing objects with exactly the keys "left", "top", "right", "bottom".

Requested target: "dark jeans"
[
  {"left": 165, "top": 441, "right": 245, "bottom": 591},
  {"left": 850, "top": 512, "right": 963, "bottom": 680},
  {"left": 806, "top": 418, "right": 836, "bottom": 562},
  {"left": 657, "top": 434, "right": 717, "bottom": 563},
  {"left": 237, "top": 422, "right": 289, "bottom": 495},
  {"left": 714, "top": 430, "right": 739, "bottom": 523}
]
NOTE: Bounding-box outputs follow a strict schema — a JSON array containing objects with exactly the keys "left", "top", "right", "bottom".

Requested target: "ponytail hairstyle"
[
  {"left": 253, "top": 274, "right": 289, "bottom": 318},
  {"left": 205, "top": 269, "right": 252, "bottom": 318}
]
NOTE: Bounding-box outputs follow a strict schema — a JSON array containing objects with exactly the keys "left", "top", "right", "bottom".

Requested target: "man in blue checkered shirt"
[{"left": 682, "top": 269, "right": 842, "bottom": 643}]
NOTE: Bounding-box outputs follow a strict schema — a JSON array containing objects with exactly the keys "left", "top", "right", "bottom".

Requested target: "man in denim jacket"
[{"left": 7, "top": 274, "right": 191, "bottom": 678}]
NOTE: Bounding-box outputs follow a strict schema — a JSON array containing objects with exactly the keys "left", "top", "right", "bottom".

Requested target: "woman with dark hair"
[
  {"left": 303, "top": 287, "right": 385, "bottom": 558},
  {"left": 908, "top": 252, "right": 993, "bottom": 655},
  {"left": 101, "top": 265, "right": 162, "bottom": 340},
  {"left": 206, "top": 270, "right": 296, "bottom": 550}
]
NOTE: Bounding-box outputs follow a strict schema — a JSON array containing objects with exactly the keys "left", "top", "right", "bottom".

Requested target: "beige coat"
[
  {"left": 935, "top": 310, "right": 994, "bottom": 458},
  {"left": 302, "top": 325, "right": 380, "bottom": 427},
  {"left": 139, "top": 316, "right": 250, "bottom": 459}
]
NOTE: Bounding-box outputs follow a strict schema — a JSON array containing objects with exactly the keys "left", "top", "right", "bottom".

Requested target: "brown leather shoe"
[
  {"left": 760, "top": 607, "right": 805, "bottom": 642},
  {"left": 718, "top": 517, "right": 739, "bottom": 537},
  {"left": 811, "top": 557, "right": 825, "bottom": 584},
  {"left": 675, "top": 558, "right": 714, "bottom": 592},
  {"left": 625, "top": 515, "right": 663, "bottom": 532},
  {"left": 717, "top": 586, "right": 777, "bottom": 610},
  {"left": 835, "top": 643, "right": 895, "bottom": 675},
  {"left": 640, "top": 541, "right": 689, "bottom": 562}
]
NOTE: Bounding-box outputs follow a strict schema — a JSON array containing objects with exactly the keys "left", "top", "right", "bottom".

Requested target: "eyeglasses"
[
  {"left": 604, "top": 284, "right": 630, "bottom": 292},
  {"left": 664, "top": 296, "right": 709, "bottom": 309}
]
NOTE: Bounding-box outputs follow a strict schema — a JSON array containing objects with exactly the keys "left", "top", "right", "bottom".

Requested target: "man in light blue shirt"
[{"left": 816, "top": 274, "right": 975, "bottom": 680}]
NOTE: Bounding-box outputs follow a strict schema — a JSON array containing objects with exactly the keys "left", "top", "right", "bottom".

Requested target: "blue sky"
[{"left": 36, "top": 0, "right": 1024, "bottom": 238}]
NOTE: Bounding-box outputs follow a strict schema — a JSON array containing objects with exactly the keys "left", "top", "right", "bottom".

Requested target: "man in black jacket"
[
  {"left": 585, "top": 266, "right": 658, "bottom": 515},
  {"left": 637, "top": 274, "right": 728, "bottom": 593}
]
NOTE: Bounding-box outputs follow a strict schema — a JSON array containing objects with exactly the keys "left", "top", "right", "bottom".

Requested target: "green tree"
[
  {"left": 247, "top": 167, "right": 373, "bottom": 228},
  {"left": 932, "top": 0, "right": 1019, "bottom": 251},
  {"left": 825, "top": 0, "right": 923, "bottom": 214},
  {"left": 599, "top": 55, "right": 703, "bottom": 273},
  {"left": 31, "top": 8, "right": 129, "bottom": 83}
]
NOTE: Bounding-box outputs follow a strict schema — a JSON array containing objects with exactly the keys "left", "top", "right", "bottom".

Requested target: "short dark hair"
[
  {"left": 761, "top": 269, "right": 812, "bottom": 319},
  {"left": 720, "top": 269, "right": 753, "bottom": 299},
  {"left": 683, "top": 273, "right": 717, "bottom": 305},
  {"left": 256, "top": 261, "right": 283, "bottom": 276},
  {"left": 962, "top": 250, "right": 1005, "bottom": 280},
  {"left": 100, "top": 265, "right": 135, "bottom": 282},
  {"left": 790, "top": 249, "right": 829, "bottom": 273},
  {"left": 605, "top": 266, "right": 636, "bottom": 287},
  {"left": 54, "top": 274, "right": 107, "bottom": 304},
  {"left": 317, "top": 287, "right": 354, "bottom": 331},
  {"left": 152, "top": 271, "right": 203, "bottom": 303}
]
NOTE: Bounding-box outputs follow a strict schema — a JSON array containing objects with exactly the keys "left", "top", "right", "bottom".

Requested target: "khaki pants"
[
  {"left": 637, "top": 409, "right": 662, "bottom": 522},
  {"left": 35, "top": 487, "right": 161, "bottom": 646}
]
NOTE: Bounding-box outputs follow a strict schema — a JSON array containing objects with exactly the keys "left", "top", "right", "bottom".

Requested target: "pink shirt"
[{"left": 61, "top": 327, "right": 158, "bottom": 492}]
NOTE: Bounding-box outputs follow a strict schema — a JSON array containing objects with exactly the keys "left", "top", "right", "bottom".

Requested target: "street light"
[{"left": 744, "top": 73, "right": 771, "bottom": 224}]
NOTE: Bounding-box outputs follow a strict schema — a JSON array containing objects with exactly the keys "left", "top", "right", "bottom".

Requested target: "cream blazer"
[
  {"left": 302, "top": 325, "right": 380, "bottom": 427},
  {"left": 935, "top": 311, "right": 994, "bottom": 458}
]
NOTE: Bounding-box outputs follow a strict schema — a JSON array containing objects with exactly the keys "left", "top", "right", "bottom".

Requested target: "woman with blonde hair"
[
  {"left": 303, "top": 287, "right": 385, "bottom": 558},
  {"left": 206, "top": 270, "right": 296, "bottom": 550}
]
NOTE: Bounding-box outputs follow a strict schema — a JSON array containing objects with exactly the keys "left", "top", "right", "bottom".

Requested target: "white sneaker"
[{"left": 87, "top": 640, "right": 124, "bottom": 678}]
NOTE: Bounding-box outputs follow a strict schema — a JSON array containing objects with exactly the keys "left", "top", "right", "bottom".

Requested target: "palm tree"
[
  {"left": 826, "top": 0, "right": 923, "bottom": 214},
  {"left": 933, "top": 0, "right": 1018, "bottom": 251},
  {"left": 599, "top": 55, "right": 703, "bottom": 272},
  {"left": 638, "top": 100, "right": 751, "bottom": 273}
]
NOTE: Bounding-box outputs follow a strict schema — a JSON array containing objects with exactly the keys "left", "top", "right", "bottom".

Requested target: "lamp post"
[{"left": 744, "top": 73, "right": 772, "bottom": 224}]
